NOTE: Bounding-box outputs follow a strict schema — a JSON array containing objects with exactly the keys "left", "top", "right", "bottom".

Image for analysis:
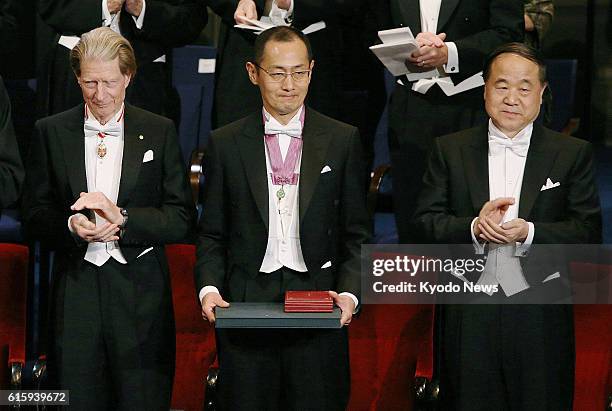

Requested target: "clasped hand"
[
  {"left": 406, "top": 32, "right": 448, "bottom": 69},
  {"left": 70, "top": 192, "right": 123, "bottom": 243},
  {"left": 234, "top": 0, "right": 291, "bottom": 24},
  {"left": 474, "top": 197, "right": 529, "bottom": 244},
  {"left": 108, "top": 0, "right": 143, "bottom": 17}
]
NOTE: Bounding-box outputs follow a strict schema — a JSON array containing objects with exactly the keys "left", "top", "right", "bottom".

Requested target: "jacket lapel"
[
  {"left": 461, "top": 124, "right": 489, "bottom": 213},
  {"left": 299, "top": 108, "right": 331, "bottom": 223},
  {"left": 518, "top": 125, "right": 559, "bottom": 219},
  {"left": 237, "top": 112, "right": 269, "bottom": 229},
  {"left": 393, "top": 0, "right": 421, "bottom": 33},
  {"left": 437, "top": 0, "right": 460, "bottom": 32},
  {"left": 117, "top": 104, "right": 148, "bottom": 206},
  {"left": 59, "top": 104, "right": 88, "bottom": 200}
]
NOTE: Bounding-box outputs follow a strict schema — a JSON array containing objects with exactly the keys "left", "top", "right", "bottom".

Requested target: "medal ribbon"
[{"left": 263, "top": 108, "right": 305, "bottom": 186}]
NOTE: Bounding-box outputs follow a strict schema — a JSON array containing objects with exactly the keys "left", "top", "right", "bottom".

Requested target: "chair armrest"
[
  {"left": 414, "top": 376, "right": 439, "bottom": 406},
  {"left": 561, "top": 118, "right": 580, "bottom": 136},
  {"left": 10, "top": 362, "right": 22, "bottom": 389},
  {"left": 204, "top": 367, "right": 218, "bottom": 411},
  {"left": 367, "top": 164, "right": 391, "bottom": 216},
  {"left": 189, "top": 148, "right": 206, "bottom": 206},
  {"left": 32, "top": 356, "right": 47, "bottom": 388}
]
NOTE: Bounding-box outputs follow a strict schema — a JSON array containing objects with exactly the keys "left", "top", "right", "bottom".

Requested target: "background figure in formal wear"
[
  {"left": 208, "top": 0, "right": 358, "bottom": 128},
  {"left": 382, "top": 0, "right": 524, "bottom": 243},
  {"left": 0, "top": 76, "right": 24, "bottom": 209},
  {"left": 196, "top": 26, "right": 370, "bottom": 411},
  {"left": 23, "top": 28, "right": 195, "bottom": 410},
  {"left": 524, "top": 0, "right": 554, "bottom": 50},
  {"left": 413, "top": 43, "right": 601, "bottom": 410},
  {"left": 37, "top": 0, "right": 207, "bottom": 123}
]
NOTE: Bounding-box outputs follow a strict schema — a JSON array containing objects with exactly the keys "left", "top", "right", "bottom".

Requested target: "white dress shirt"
[
  {"left": 259, "top": 107, "right": 308, "bottom": 273},
  {"left": 470, "top": 120, "right": 536, "bottom": 296},
  {"left": 200, "top": 106, "right": 359, "bottom": 310},
  {"left": 68, "top": 104, "right": 127, "bottom": 266}
]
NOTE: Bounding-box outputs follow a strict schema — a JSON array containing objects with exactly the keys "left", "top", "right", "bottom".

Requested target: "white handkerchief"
[
  {"left": 321, "top": 261, "right": 332, "bottom": 269},
  {"left": 321, "top": 165, "right": 332, "bottom": 174},
  {"left": 137, "top": 247, "right": 154, "bottom": 259},
  {"left": 541, "top": 178, "right": 560, "bottom": 191},
  {"left": 143, "top": 150, "right": 154, "bottom": 163},
  {"left": 542, "top": 271, "right": 560, "bottom": 283}
]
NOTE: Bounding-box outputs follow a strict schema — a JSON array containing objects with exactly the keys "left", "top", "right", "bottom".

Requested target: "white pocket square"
[
  {"left": 136, "top": 247, "right": 154, "bottom": 259},
  {"left": 540, "top": 178, "right": 560, "bottom": 191},
  {"left": 321, "top": 165, "right": 332, "bottom": 174},
  {"left": 321, "top": 261, "right": 332, "bottom": 269},
  {"left": 542, "top": 271, "right": 560, "bottom": 283},
  {"left": 143, "top": 150, "right": 154, "bottom": 163}
]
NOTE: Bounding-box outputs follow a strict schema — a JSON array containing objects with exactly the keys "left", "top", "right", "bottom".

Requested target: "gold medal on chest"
[{"left": 97, "top": 141, "right": 107, "bottom": 158}]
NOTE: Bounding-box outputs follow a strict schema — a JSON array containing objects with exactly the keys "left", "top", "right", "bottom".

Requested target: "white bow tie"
[
  {"left": 264, "top": 121, "right": 302, "bottom": 138},
  {"left": 84, "top": 121, "right": 122, "bottom": 139},
  {"left": 488, "top": 134, "right": 529, "bottom": 157}
]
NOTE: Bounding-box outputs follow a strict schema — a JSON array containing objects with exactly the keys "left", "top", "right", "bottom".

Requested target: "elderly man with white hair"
[{"left": 23, "top": 27, "right": 195, "bottom": 410}]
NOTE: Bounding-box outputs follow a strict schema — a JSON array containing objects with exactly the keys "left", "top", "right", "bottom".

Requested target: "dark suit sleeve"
[
  {"left": 136, "top": 0, "right": 207, "bottom": 47},
  {"left": 194, "top": 132, "right": 228, "bottom": 292},
  {"left": 413, "top": 138, "right": 474, "bottom": 243},
  {"left": 292, "top": 0, "right": 361, "bottom": 26},
  {"left": 0, "top": 0, "right": 18, "bottom": 56},
  {"left": 120, "top": 120, "right": 195, "bottom": 245},
  {"left": 22, "top": 121, "right": 79, "bottom": 249},
  {"left": 335, "top": 128, "right": 372, "bottom": 299},
  {"left": 38, "top": 0, "right": 102, "bottom": 35},
  {"left": 533, "top": 142, "right": 602, "bottom": 244},
  {"left": 453, "top": 0, "right": 524, "bottom": 76},
  {"left": 0, "top": 77, "right": 23, "bottom": 209}
]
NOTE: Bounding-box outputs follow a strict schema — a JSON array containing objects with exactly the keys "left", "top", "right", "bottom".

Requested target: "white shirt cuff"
[
  {"left": 132, "top": 0, "right": 146, "bottom": 29},
  {"left": 339, "top": 292, "right": 359, "bottom": 314},
  {"left": 198, "top": 285, "right": 220, "bottom": 305},
  {"left": 470, "top": 217, "right": 486, "bottom": 254},
  {"left": 102, "top": 0, "right": 113, "bottom": 26},
  {"left": 443, "top": 42, "right": 459, "bottom": 74},
  {"left": 515, "top": 222, "right": 535, "bottom": 257}
]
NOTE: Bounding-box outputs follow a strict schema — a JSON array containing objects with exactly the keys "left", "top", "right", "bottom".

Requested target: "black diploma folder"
[{"left": 215, "top": 303, "right": 342, "bottom": 329}]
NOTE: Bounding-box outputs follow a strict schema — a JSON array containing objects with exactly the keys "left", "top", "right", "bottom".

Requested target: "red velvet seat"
[
  {"left": 167, "top": 244, "right": 217, "bottom": 411},
  {"left": 573, "top": 304, "right": 612, "bottom": 411},
  {"left": 0, "top": 243, "right": 28, "bottom": 389},
  {"left": 348, "top": 304, "right": 434, "bottom": 410}
]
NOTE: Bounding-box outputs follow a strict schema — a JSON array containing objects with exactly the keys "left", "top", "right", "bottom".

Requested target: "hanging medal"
[
  {"left": 263, "top": 108, "right": 305, "bottom": 198},
  {"left": 96, "top": 132, "right": 107, "bottom": 159}
]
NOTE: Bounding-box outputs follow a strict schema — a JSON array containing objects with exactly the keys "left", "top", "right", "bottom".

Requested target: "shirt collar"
[
  {"left": 263, "top": 105, "right": 304, "bottom": 130},
  {"left": 488, "top": 119, "right": 533, "bottom": 145},
  {"left": 84, "top": 103, "right": 125, "bottom": 128}
]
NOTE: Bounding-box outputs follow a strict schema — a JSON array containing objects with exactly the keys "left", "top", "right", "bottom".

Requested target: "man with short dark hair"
[
  {"left": 414, "top": 42, "right": 601, "bottom": 410},
  {"left": 196, "top": 25, "right": 370, "bottom": 411},
  {"left": 23, "top": 27, "right": 195, "bottom": 410},
  {"left": 380, "top": 0, "right": 524, "bottom": 243}
]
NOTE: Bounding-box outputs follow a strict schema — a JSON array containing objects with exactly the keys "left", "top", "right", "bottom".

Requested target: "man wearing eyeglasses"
[{"left": 195, "top": 25, "right": 371, "bottom": 411}]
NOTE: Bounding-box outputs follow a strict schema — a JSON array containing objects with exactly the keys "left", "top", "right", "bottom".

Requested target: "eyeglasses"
[{"left": 254, "top": 64, "right": 311, "bottom": 82}]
